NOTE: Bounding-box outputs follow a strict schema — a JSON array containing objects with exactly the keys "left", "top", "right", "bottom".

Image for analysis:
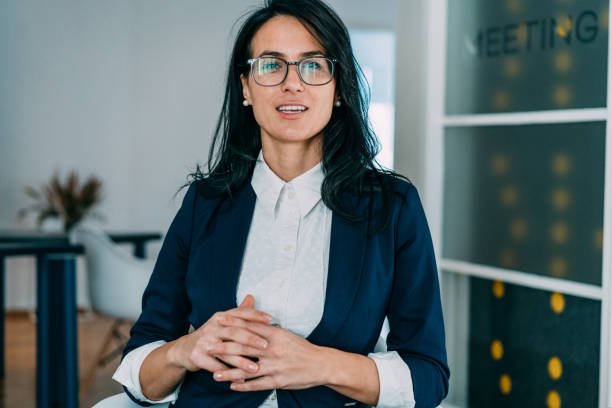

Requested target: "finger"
[
  {"left": 230, "top": 320, "right": 276, "bottom": 338},
  {"left": 207, "top": 340, "right": 265, "bottom": 357},
  {"left": 213, "top": 367, "right": 257, "bottom": 382},
  {"left": 222, "top": 308, "right": 273, "bottom": 324},
  {"left": 239, "top": 294, "right": 255, "bottom": 309},
  {"left": 216, "top": 325, "right": 268, "bottom": 349},
  {"left": 213, "top": 354, "right": 260, "bottom": 374},
  {"left": 230, "top": 376, "right": 277, "bottom": 392},
  {"left": 190, "top": 352, "right": 230, "bottom": 372}
]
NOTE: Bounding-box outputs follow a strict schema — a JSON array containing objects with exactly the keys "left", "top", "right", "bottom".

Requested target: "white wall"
[
  {"left": 393, "top": 0, "right": 428, "bottom": 194},
  {"left": 0, "top": 0, "right": 398, "bottom": 310}
]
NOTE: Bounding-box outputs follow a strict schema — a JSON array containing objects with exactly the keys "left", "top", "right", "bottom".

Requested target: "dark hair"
[{"left": 186, "top": 0, "right": 409, "bottom": 231}]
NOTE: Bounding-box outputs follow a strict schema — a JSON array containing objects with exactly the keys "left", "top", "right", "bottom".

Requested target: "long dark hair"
[{"left": 187, "top": 0, "right": 409, "bottom": 231}]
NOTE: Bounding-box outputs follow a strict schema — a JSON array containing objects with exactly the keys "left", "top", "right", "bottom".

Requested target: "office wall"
[{"left": 0, "top": 0, "right": 397, "bottom": 310}]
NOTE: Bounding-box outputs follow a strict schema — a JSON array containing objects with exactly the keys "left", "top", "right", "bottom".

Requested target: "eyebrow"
[{"left": 255, "top": 50, "right": 326, "bottom": 58}]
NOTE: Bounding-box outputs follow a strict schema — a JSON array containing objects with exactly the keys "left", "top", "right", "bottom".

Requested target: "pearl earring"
[
  {"left": 334, "top": 100, "right": 341, "bottom": 107},
  {"left": 243, "top": 99, "right": 249, "bottom": 107}
]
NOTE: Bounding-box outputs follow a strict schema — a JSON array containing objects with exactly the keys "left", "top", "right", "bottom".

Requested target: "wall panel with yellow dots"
[
  {"left": 446, "top": 0, "right": 609, "bottom": 114},
  {"left": 443, "top": 122, "right": 605, "bottom": 285},
  {"left": 438, "top": 1, "right": 611, "bottom": 407},
  {"left": 466, "top": 277, "right": 600, "bottom": 407}
]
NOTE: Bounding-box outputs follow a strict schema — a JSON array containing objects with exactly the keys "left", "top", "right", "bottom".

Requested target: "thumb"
[{"left": 239, "top": 294, "right": 255, "bottom": 309}]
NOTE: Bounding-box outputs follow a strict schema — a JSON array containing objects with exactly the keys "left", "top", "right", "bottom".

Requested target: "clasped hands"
[{"left": 170, "top": 294, "right": 330, "bottom": 392}]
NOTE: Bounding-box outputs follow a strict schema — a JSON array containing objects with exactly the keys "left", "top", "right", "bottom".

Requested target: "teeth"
[{"left": 278, "top": 105, "right": 307, "bottom": 112}]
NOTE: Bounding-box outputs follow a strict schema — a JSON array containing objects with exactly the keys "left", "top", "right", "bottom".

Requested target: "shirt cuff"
[
  {"left": 368, "top": 351, "right": 416, "bottom": 408},
  {"left": 112, "top": 340, "right": 182, "bottom": 404}
]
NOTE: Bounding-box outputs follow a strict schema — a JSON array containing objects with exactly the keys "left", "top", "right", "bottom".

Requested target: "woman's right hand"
[{"left": 167, "top": 295, "right": 272, "bottom": 376}]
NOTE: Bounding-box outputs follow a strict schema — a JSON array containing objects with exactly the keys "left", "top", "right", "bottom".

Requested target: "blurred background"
[{"left": 0, "top": 0, "right": 610, "bottom": 407}]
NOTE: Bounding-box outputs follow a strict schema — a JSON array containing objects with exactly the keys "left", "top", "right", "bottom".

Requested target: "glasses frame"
[{"left": 246, "top": 56, "right": 337, "bottom": 87}]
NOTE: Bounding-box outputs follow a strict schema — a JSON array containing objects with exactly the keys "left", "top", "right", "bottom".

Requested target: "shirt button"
[
  {"left": 287, "top": 191, "right": 295, "bottom": 199},
  {"left": 283, "top": 245, "right": 293, "bottom": 253},
  {"left": 270, "top": 390, "right": 277, "bottom": 400}
]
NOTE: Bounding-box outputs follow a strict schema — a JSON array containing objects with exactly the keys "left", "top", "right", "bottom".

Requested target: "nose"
[{"left": 281, "top": 64, "right": 304, "bottom": 92}]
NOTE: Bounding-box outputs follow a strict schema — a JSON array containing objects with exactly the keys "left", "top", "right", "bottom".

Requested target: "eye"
[
  {"left": 302, "top": 61, "right": 322, "bottom": 71},
  {"left": 259, "top": 59, "right": 282, "bottom": 73}
]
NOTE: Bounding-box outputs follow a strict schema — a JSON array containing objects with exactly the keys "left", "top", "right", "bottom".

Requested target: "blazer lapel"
[
  {"left": 206, "top": 184, "right": 257, "bottom": 313},
  {"left": 308, "top": 194, "right": 370, "bottom": 345}
]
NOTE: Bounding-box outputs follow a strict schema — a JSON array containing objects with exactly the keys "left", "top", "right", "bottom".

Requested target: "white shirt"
[{"left": 113, "top": 151, "right": 416, "bottom": 407}]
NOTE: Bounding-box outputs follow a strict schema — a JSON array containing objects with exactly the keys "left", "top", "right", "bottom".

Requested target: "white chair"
[
  {"left": 91, "top": 393, "right": 169, "bottom": 408},
  {"left": 69, "top": 222, "right": 156, "bottom": 396}
]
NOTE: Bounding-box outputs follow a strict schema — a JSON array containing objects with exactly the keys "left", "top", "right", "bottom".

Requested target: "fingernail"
[
  {"left": 214, "top": 372, "right": 223, "bottom": 379},
  {"left": 230, "top": 384, "right": 236, "bottom": 390},
  {"left": 257, "top": 340, "right": 267, "bottom": 349},
  {"left": 249, "top": 363, "right": 258, "bottom": 371},
  {"left": 264, "top": 314, "right": 273, "bottom": 322},
  {"left": 206, "top": 344, "right": 214, "bottom": 351}
]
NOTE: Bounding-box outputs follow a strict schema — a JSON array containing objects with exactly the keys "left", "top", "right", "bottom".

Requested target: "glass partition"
[{"left": 446, "top": 0, "right": 609, "bottom": 114}]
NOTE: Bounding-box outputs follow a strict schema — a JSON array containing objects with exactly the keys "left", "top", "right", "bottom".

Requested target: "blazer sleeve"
[
  {"left": 120, "top": 182, "right": 198, "bottom": 406},
  {"left": 386, "top": 183, "right": 450, "bottom": 408}
]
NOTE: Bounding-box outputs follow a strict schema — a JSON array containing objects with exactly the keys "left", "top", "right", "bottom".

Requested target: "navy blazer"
[{"left": 123, "top": 177, "right": 449, "bottom": 408}]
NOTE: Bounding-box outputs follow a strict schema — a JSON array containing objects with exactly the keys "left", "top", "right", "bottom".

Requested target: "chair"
[
  {"left": 69, "top": 222, "right": 156, "bottom": 396},
  {"left": 91, "top": 393, "right": 169, "bottom": 408}
]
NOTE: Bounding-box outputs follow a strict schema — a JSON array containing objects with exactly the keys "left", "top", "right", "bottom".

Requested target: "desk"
[{"left": 0, "top": 230, "right": 161, "bottom": 408}]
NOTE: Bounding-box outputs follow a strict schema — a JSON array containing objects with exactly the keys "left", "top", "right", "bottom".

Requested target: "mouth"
[{"left": 276, "top": 104, "right": 308, "bottom": 115}]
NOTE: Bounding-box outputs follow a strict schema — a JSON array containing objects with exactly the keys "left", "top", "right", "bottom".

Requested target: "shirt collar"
[{"left": 250, "top": 150, "right": 324, "bottom": 218}]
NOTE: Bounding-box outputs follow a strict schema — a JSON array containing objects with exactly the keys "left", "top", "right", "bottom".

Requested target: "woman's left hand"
[{"left": 207, "top": 317, "right": 331, "bottom": 391}]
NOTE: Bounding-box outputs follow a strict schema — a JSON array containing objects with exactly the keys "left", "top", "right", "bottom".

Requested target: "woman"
[{"left": 113, "top": 0, "right": 449, "bottom": 407}]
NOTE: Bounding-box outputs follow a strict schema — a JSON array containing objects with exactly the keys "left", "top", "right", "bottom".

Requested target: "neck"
[{"left": 260, "top": 134, "right": 323, "bottom": 182}]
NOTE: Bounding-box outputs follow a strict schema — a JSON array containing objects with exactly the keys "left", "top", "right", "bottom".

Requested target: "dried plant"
[{"left": 17, "top": 170, "right": 104, "bottom": 232}]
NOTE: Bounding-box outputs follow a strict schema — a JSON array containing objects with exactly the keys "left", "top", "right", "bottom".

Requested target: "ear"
[{"left": 240, "top": 74, "right": 251, "bottom": 104}]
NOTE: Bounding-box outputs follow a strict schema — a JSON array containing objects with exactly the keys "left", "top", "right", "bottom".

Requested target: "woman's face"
[{"left": 240, "top": 15, "right": 337, "bottom": 148}]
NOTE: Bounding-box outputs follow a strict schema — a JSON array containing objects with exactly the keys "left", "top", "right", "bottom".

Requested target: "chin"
[{"left": 271, "top": 127, "right": 322, "bottom": 143}]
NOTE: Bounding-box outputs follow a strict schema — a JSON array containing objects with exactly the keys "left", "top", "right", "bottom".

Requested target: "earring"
[
  {"left": 243, "top": 99, "right": 249, "bottom": 107},
  {"left": 334, "top": 100, "right": 341, "bottom": 107}
]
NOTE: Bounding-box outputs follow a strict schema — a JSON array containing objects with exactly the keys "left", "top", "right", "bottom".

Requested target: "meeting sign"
[{"left": 445, "top": 1, "right": 609, "bottom": 114}]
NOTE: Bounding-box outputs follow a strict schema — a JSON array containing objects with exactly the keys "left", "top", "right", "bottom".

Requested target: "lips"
[{"left": 276, "top": 104, "right": 308, "bottom": 114}]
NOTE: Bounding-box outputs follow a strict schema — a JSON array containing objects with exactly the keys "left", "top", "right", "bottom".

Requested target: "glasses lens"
[
  {"left": 299, "top": 57, "right": 333, "bottom": 85},
  {"left": 252, "top": 57, "right": 286, "bottom": 86}
]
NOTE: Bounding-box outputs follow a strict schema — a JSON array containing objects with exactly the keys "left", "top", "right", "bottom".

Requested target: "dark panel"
[
  {"left": 443, "top": 122, "right": 605, "bottom": 285},
  {"left": 467, "top": 277, "right": 600, "bottom": 407},
  {"left": 446, "top": 0, "right": 609, "bottom": 114}
]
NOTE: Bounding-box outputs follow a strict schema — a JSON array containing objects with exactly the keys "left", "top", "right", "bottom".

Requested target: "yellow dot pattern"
[
  {"left": 554, "top": 51, "right": 572, "bottom": 74},
  {"left": 555, "top": 16, "right": 572, "bottom": 38},
  {"left": 551, "top": 188, "right": 571, "bottom": 210},
  {"left": 500, "top": 186, "right": 518, "bottom": 207},
  {"left": 493, "top": 89, "right": 510, "bottom": 110},
  {"left": 499, "top": 374, "right": 512, "bottom": 395},
  {"left": 549, "top": 257, "right": 568, "bottom": 278},
  {"left": 547, "top": 390, "right": 561, "bottom": 408},
  {"left": 492, "top": 280, "right": 505, "bottom": 298},
  {"left": 550, "top": 292, "right": 565, "bottom": 314},
  {"left": 548, "top": 356, "right": 563, "bottom": 380},
  {"left": 553, "top": 85, "right": 571, "bottom": 107},
  {"left": 491, "top": 154, "right": 509, "bottom": 175},
  {"left": 551, "top": 153, "right": 571, "bottom": 176},
  {"left": 510, "top": 218, "right": 528, "bottom": 240},
  {"left": 594, "top": 228, "right": 603, "bottom": 250},
  {"left": 500, "top": 249, "right": 517, "bottom": 268},
  {"left": 491, "top": 340, "right": 504, "bottom": 360},
  {"left": 502, "top": 57, "right": 521, "bottom": 78},
  {"left": 550, "top": 222, "right": 569, "bottom": 245}
]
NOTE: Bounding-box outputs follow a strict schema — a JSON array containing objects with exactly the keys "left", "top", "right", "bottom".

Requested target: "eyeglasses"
[{"left": 246, "top": 56, "right": 337, "bottom": 86}]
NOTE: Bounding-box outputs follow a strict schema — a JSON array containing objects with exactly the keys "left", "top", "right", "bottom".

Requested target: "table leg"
[
  {"left": 37, "top": 254, "right": 79, "bottom": 408},
  {"left": 0, "top": 255, "right": 4, "bottom": 379},
  {"left": 36, "top": 255, "right": 51, "bottom": 408},
  {"left": 134, "top": 241, "right": 146, "bottom": 259}
]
